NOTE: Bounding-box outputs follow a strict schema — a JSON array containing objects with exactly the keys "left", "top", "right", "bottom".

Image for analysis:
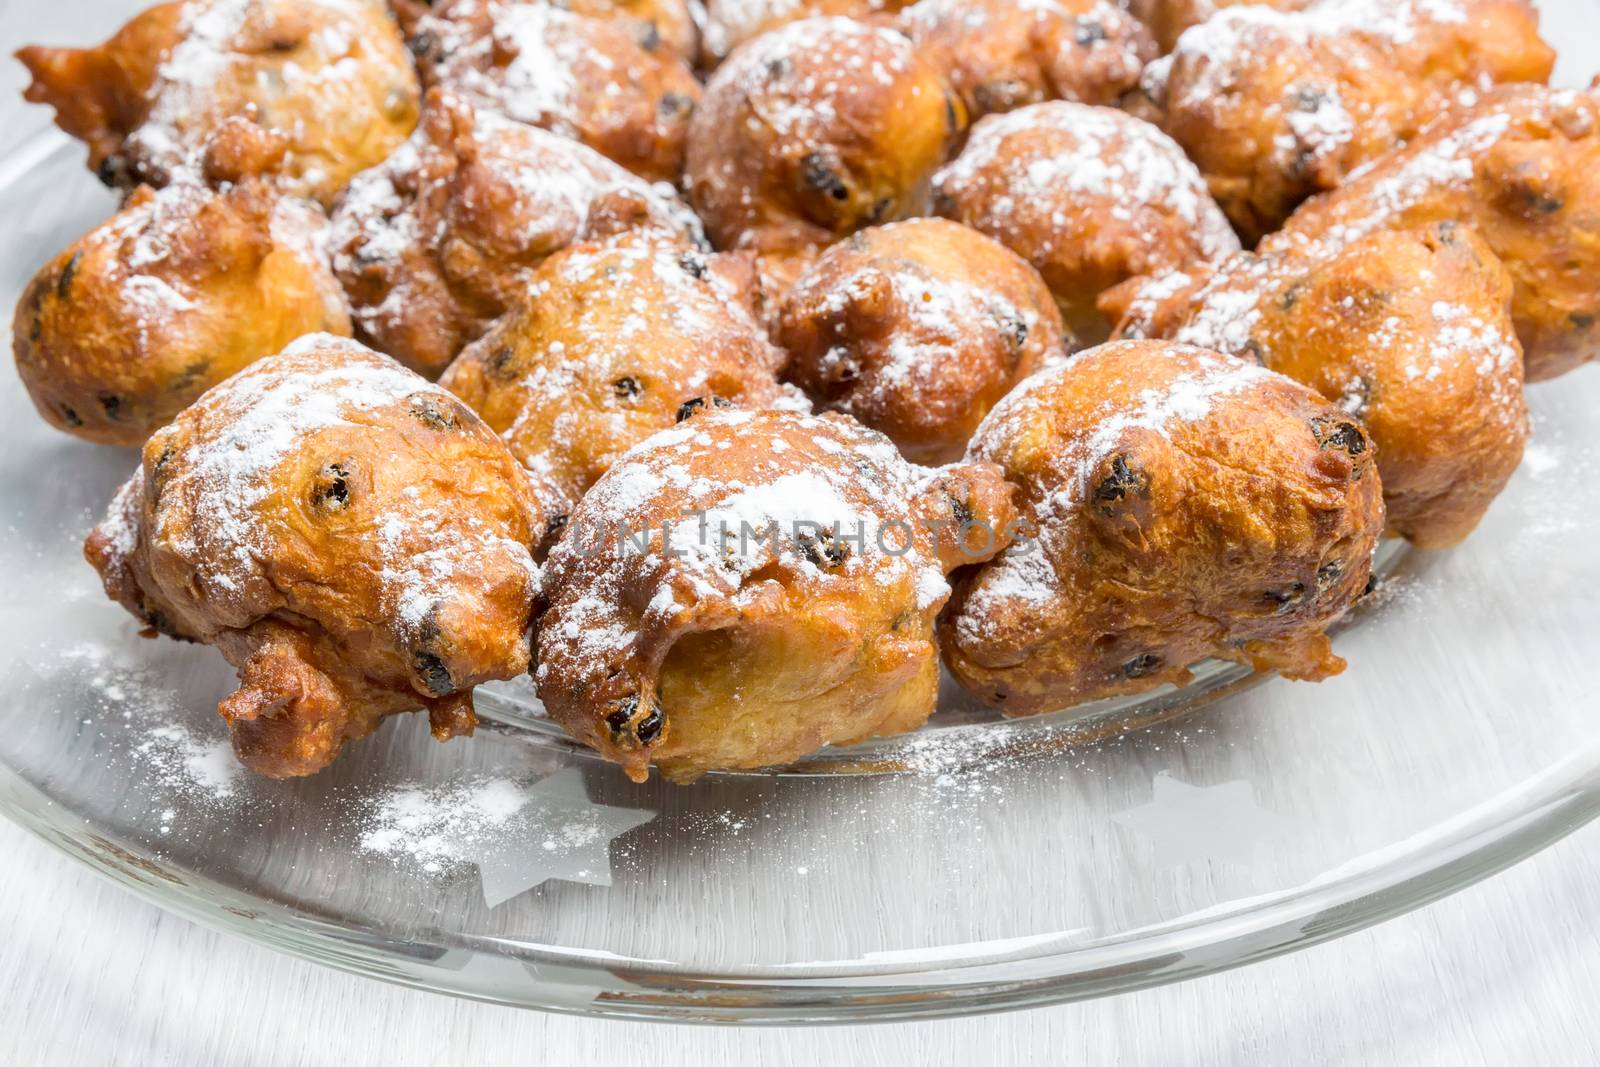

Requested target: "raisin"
[
  {"left": 414, "top": 652, "right": 454, "bottom": 696},
  {"left": 409, "top": 395, "right": 458, "bottom": 431},
  {"left": 801, "top": 154, "right": 850, "bottom": 202},
  {"left": 634, "top": 703, "right": 665, "bottom": 744},
  {"left": 60, "top": 404, "right": 82, "bottom": 428},
  {"left": 613, "top": 376, "right": 643, "bottom": 401},
  {"left": 766, "top": 56, "right": 791, "bottom": 80},
  {"left": 867, "top": 197, "right": 894, "bottom": 224},
  {"left": 1311, "top": 417, "right": 1367, "bottom": 456},
  {"left": 606, "top": 694, "right": 665, "bottom": 744},
  {"left": 1093, "top": 455, "right": 1146, "bottom": 516},
  {"left": 310, "top": 462, "right": 351, "bottom": 511},
  {"left": 1075, "top": 19, "right": 1108, "bottom": 45},
  {"left": 409, "top": 31, "right": 441, "bottom": 63},
  {"left": 637, "top": 21, "right": 662, "bottom": 52},
  {"left": 659, "top": 91, "right": 693, "bottom": 119},
  {"left": 1316, "top": 560, "right": 1343, "bottom": 591},
  {"left": 95, "top": 155, "right": 127, "bottom": 189},
  {"left": 678, "top": 251, "right": 709, "bottom": 280},
  {"left": 797, "top": 529, "right": 849, "bottom": 569},
  {"left": 1570, "top": 312, "right": 1596, "bottom": 330},
  {"left": 489, "top": 346, "right": 518, "bottom": 378},
  {"left": 675, "top": 395, "right": 731, "bottom": 422},
  {"left": 98, "top": 393, "right": 122, "bottom": 420},
  {"left": 1123, "top": 654, "right": 1162, "bottom": 679},
  {"left": 1001, "top": 316, "right": 1028, "bottom": 350},
  {"left": 56, "top": 251, "right": 82, "bottom": 301},
  {"left": 948, "top": 493, "right": 974, "bottom": 527},
  {"left": 1292, "top": 86, "right": 1330, "bottom": 113},
  {"left": 1264, "top": 582, "right": 1307, "bottom": 611},
  {"left": 1279, "top": 281, "right": 1308, "bottom": 312}
]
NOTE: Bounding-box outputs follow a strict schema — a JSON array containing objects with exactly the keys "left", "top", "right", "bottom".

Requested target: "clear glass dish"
[{"left": 2, "top": 5, "right": 1597, "bottom": 1020}]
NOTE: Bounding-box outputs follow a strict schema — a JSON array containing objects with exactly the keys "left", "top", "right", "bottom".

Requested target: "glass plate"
[{"left": 3, "top": 6, "right": 1598, "bottom": 1020}]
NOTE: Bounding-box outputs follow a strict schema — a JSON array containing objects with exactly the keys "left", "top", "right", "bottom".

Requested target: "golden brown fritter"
[
  {"left": 84, "top": 335, "right": 542, "bottom": 778},
  {"left": 533, "top": 407, "right": 1020, "bottom": 782},
  {"left": 1109, "top": 225, "right": 1528, "bottom": 549},
  {"left": 440, "top": 233, "right": 798, "bottom": 548},
  {"left": 942, "top": 340, "right": 1384, "bottom": 715},
  {"left": 685, "top": 18, "right": 965, "bottom": 259},
  {"left": 776, "top": 218, "right": 1069, "bottom": 465},
  {"left": 331, "top": 91, "right": 703, "bottom": 378},
  {"left": 1267, "top": 84, "right": 1600, "bottom": 382},
  {"left": 898, "top": 0, "right": 1154, "bottom": 121},
  {"left": 18, "top": 0, "right": 420, "bottom": 206},
  {"left": 410, "top": 0, "right": 701, "bottom": 183},
  {"left": 932, "top": 101, "right": 1239, "bottom": 340},
  {"left": 1140, "top": 0, "right": 1555, "bottom": 242},
  {"left": 398, "top": 0, "right": 699, "bottom": 61},
  {"left": 1125, "top": 0, "right": 1311, "bottom": 53},
  {"left": 13, "top": 152, "right": 350, "bottom": 448},
  {"left": 697, "top": 0, "right": 909, "bottom": 65}
]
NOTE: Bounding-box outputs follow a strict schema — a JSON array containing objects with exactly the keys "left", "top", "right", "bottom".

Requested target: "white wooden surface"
[{"left": 4, "top": 2, "right": 1600, "bottom": 1063}]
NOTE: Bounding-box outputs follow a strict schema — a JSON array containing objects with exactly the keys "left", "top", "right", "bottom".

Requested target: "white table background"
[{"left": 3, "top": 2, "right": 1598, "bottom": 1063}]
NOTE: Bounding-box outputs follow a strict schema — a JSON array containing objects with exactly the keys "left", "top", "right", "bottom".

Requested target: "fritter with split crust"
[
  {"left": 533, "top": 408, "right": 1019, "bottom": 782},
  {"left": 943, "top": 340, "right": 1384, "bottom": 715},
  {"left": 440, "top": 233, "right": 797, "bottom": 551},
  {"left": 1268, "top": 83, "right": 1600, "bottom": 382},
  {"left": 84, "top": 335, "right": 542, "bottom": 778},
  {"left": 331, "top": 91, "right": 703, "bottom": 378}
]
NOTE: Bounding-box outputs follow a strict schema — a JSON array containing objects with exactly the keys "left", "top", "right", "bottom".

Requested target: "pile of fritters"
[{"left": 13, "top": 0, "right": 1588, "bottom": 782}]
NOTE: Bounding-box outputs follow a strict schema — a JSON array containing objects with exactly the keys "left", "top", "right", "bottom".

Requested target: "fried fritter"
[
  {"left": 331, "top": 91, "right": 703, "bottom": 377},
  {"left": 899, "top": 0, "right": 1154, "bottom": 122},
  {"left": 84, "top": 335, "right": 542, "bottom": 778},
  {"left": 1110, "top": 225, "right": 1528, "bottom": 549},
  {"left": 1267, "top": 84, "right": 1600, "bottom": 382},
  {"left": 440, "top": 233, "right": 798, "bottom": 548},
  {"left": 697, "top": 0, "right": 909, "bottom": 65},
  {"left": 397, "top": 0, "right": 699, "bottom": 61},
  {"left": 410, "top": 0, "right": 701, "bottom": 183},
  {"left": 685, "top": 18, "right": 965, "bottom": 259},
  {"left": 14, "top": 150, "right": 350, "bottom": 448},
  {"left": 18, "top": 0, "right": 420, "bottom": 206},
  {"left": 533, "top": 407, "right": 1019, "bottom": 782},
  {"left": 1140, "top": 0, "right": 1555, "bottom": 243},
  {"left": 942, "top": 340, "right": 1384, "bottom": 715},
  {"left": 932, "top": 101, "right": 1238, "bottom": 340},
  {"left": 1125, "top": 0, "right": 1311, "bottom": 53},
  {"left": 776, "top": 218, "right": 1070, "bottom": 465}
]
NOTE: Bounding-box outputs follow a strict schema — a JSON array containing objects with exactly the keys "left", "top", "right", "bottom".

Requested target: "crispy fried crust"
[
  {"left": 899, "top": 0, "right": 1154, "bottom": 122},
  {"left": 13, "top": 158, "right": 350, "bottom": 447},
  {"left": 932, "top": 101, "right": 1238, "bottom": 340},
  {"left": 401, "top": 0, "right": 700, "bottom": 62},
  {"left": 698, "top": 0, "right": 910, "bottom": 65},
  {"left": 1267, "top": 84, "right": 1600, "bottom": 381},
  {"left": 331, "top": 91, "right": 703, "bottom": 377},
  {"left": 533, "top": 408, "right": 1019, "bottom": 782},
  {"left": 1141, "top": 0, "right": 1554, "bottom": 242},
  {"left": 1126, "top": 0, "right": 1311, "bottom": 53},
  {"left": 411, "top": 1, "right": 701, "bottom": 183},
  {"left": 83, "top": 335, "right": 541, "bottom": 777},
  {"left": 19, "top": 0, "right": 420, "bottom": 205},
  {"left": 685, "top": 18, "right": 965, "bottom": 259},
  {"left": 440, "top": 232, "right": 796, "bottom": 549},
  {"left": 942, "top": 340, "right": 1385, "bottom": 715},
  {"left": 776, "top": 218, "right": 1069, "bottom": 465},
  {"left": 1110, "top": 225, "right": 1528, "bottom": 549}
]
